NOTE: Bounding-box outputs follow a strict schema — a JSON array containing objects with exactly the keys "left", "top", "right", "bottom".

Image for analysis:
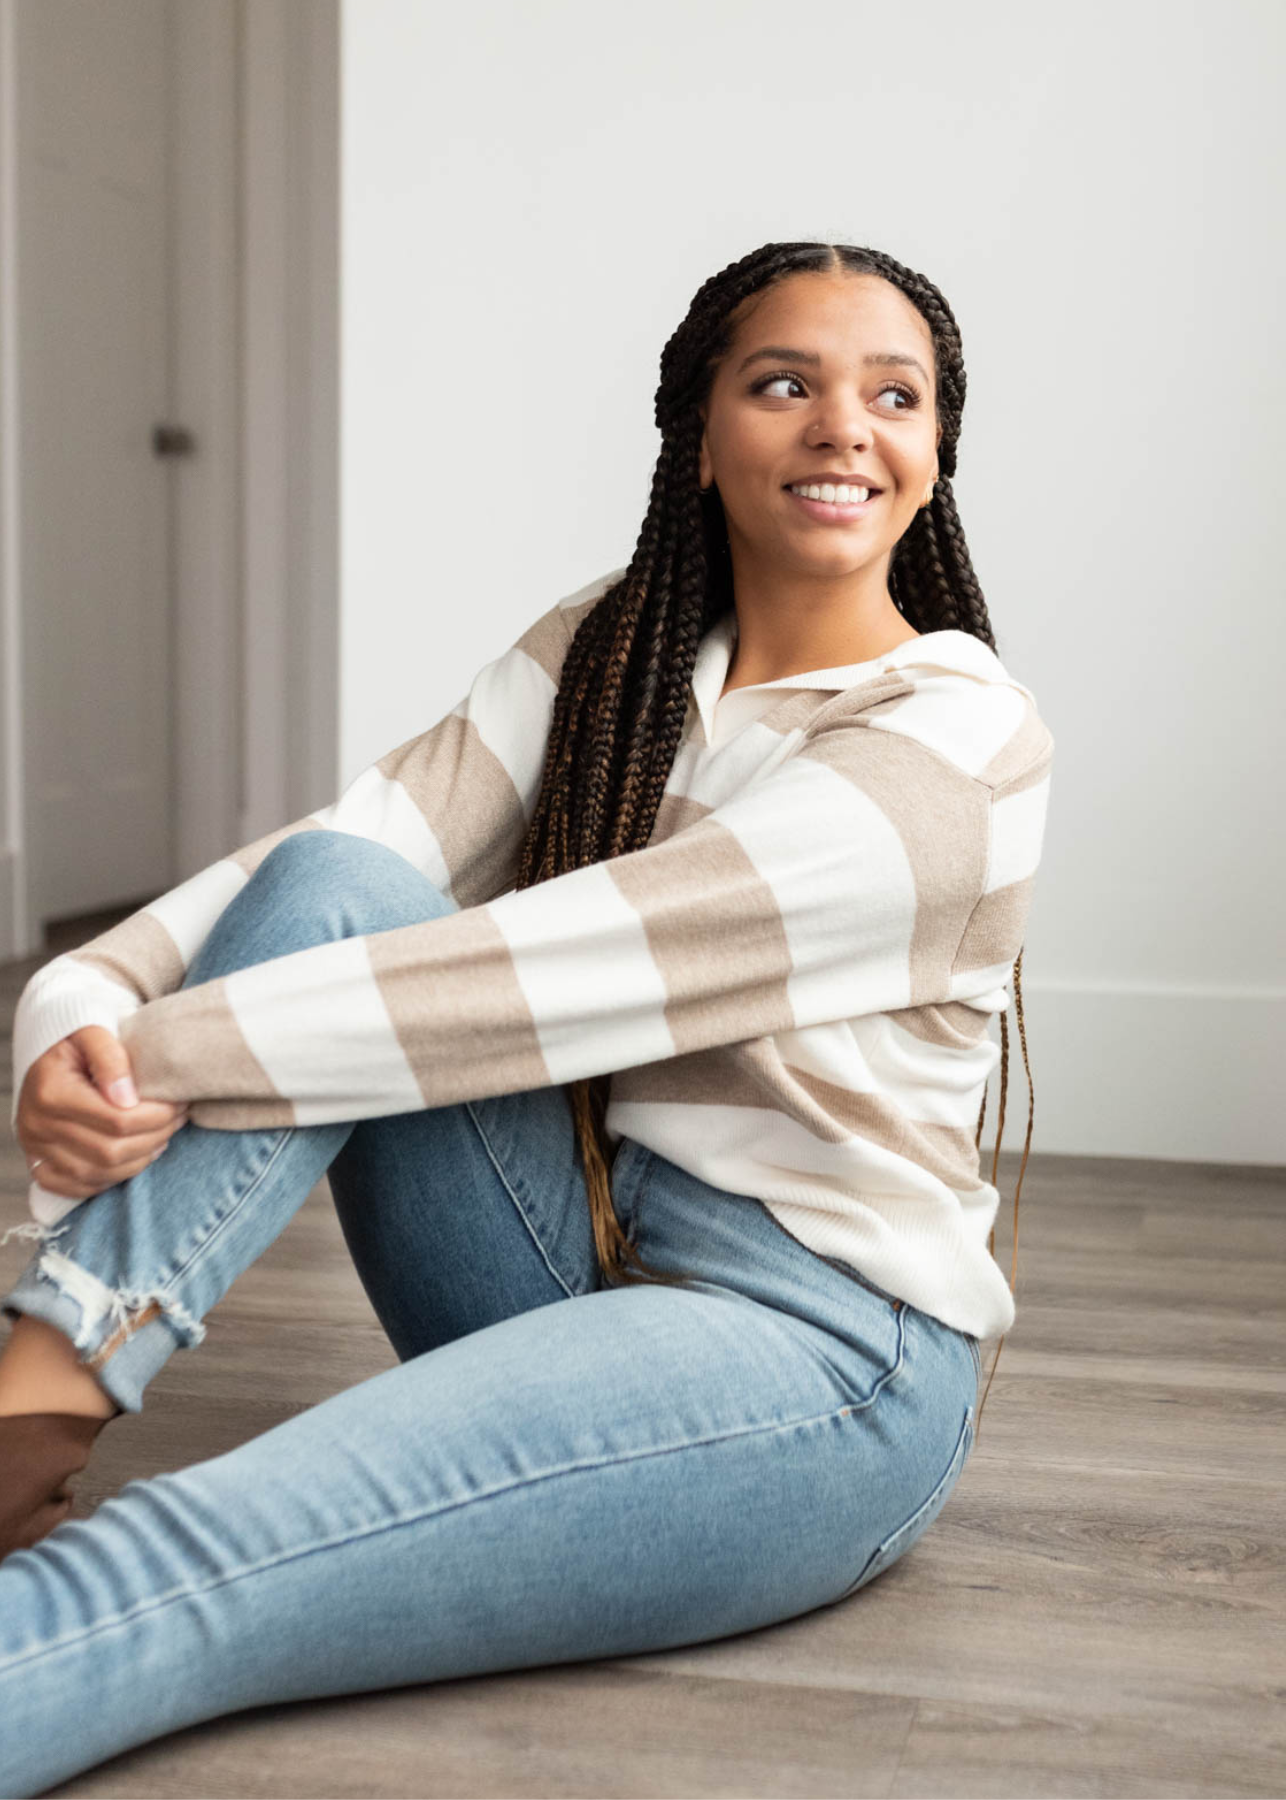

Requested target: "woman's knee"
[
  {"left": 187, "top": 832, "right": 454, "bottom": 987},
  {"left": 252, "top": 829, "right": 456, "bottom": 924}
]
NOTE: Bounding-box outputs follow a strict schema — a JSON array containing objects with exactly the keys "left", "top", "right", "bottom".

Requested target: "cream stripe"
[
  {"left": 867, "top": 678, "right": 1030, "bottom": 776},
  {"left": 680, "top": 715, "right": 807, "bottom": 811},
  {"left": 227, "top": 937, "right": 422, "bottom": 1118},
  {"left": 948, "top": 959, "right": 1013, "bottom": 1003},
  {"left": 317, "top": 763, "right": 452, "bottom": 892},
  {"left": 987, "top": 776, "right": 1051, "bottom": 890},
  {"left": 489, "top": 862, "right": 677, "bottom": 1078},
  {"left": 464, "top": 636, "right": 558, "bottom": 801}
]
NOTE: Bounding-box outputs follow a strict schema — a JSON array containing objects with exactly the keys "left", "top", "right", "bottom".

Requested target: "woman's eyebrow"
[{"left": 736, "top": 345, "right": 932, "bottom": 386}]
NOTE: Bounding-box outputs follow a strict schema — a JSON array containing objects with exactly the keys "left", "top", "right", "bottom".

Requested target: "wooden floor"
[{"left": 2, "top": 911, "right": 1284, "bottom": 1798}]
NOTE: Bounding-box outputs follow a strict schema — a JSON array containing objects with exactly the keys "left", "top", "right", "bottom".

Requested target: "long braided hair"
[{"left": 512, "top": 242, "right": 1033, "bottom": 1435}]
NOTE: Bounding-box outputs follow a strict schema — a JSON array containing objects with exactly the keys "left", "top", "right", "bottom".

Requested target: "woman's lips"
[{"left": 784, "top": 487, "right": 882, "bottom": 522}]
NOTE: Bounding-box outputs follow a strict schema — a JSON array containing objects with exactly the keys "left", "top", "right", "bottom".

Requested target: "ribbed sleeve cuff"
[{"left": 10, "top": 962, "right": 142, "bottom": 1133}]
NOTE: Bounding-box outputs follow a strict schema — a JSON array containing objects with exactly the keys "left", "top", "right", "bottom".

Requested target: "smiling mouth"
[
  {"left": 783, "top": 485, "right": 882, "bottom": 520},
  {"left": 783, "top": 482, "right": 883, "bottom": 501}
]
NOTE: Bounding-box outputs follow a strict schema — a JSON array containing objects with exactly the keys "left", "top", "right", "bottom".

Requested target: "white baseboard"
[{"left": 991, "top": 981, "right": 1284, "bottom": 1166}]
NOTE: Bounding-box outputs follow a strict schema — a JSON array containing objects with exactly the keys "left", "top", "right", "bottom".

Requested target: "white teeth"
[{"left": 789, "top": 483, "right": 872, "bottom": 504}]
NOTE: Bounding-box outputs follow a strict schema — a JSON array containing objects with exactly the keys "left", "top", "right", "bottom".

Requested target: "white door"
[{"left": 16, "top": 0, "right": 174, "bottom": 928}]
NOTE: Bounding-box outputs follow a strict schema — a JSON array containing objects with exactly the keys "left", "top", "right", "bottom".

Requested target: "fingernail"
[{"left": 109, "top": 1077, "right": 138, "bottom": 1107}]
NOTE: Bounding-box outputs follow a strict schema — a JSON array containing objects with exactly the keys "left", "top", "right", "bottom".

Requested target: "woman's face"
[{"left": 698, "top": 270, "right": 942, "bottom": 587}]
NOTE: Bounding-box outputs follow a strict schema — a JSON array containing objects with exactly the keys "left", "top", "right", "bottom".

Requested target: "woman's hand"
[{"left": 15, "top": 1026, "right": 190, "bottom": 1202}]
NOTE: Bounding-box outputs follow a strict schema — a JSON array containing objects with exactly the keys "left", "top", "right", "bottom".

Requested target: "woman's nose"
[{"left": 805, "top": 408, "right": 871, "bottom": 454}]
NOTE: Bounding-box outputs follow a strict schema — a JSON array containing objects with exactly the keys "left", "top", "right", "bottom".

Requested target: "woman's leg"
[
  {"left": 0, "top": 1150, "right": 975, "bottom": 1796},
  {"left": 0, "top": 830, "right": 593, "bottom": 1415}
]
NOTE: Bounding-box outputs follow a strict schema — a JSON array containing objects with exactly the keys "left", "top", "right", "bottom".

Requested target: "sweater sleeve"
[
  {"left": 115, "top": 700, "right": 1049, "bottom": 1133},
  {"left": 10, "top": 577, "right": 612, "bottom": 1143}
]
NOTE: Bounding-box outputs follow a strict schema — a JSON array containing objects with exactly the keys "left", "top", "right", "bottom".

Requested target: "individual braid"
[{"left": 512, "top": 241, "right": 1034, "bottom": 1427}]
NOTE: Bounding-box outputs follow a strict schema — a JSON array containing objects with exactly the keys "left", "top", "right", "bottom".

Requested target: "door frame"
[{"left": 0, "top": 0, "right": 339, "bottom": 961}]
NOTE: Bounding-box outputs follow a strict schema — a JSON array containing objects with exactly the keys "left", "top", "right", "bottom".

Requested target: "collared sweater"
[{"left": 10, "top": 566, "right": 1054, "bottom": 1341}]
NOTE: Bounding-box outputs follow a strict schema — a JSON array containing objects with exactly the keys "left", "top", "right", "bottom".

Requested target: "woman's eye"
[
  {"left": 752, "top": 372, "right": 806, "bottom": 398},
  {"left": 750, "top": 372, "right": 921, "bottom": 408}
]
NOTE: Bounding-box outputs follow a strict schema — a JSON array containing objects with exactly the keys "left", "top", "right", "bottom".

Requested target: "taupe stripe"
[
  {"left": 855, "top": 689, "right": 915, "bottom": 721},
  {"left": 808, "top": 672, "right": 916, "bottom": 731},
  {"left": 980, "top": 708, "right": 1054, "bottom": 797},
  {"left": 514, "top": 602, "right": 575, "bottom": 685},
  {"left": 190, "top": 1097, "right": 297, "bottom": 1129},
  {"left": 67, "top": 911, "right": 187, "bottom": 1005},
  {"left": 650, "top": 789, "right": 711, "bottom": 844},
  {"left": 613, "top": 1040, "right": 837, "bottom": 1131},
  {"left": 378, "top": 715, "right": 524, "bottom": 908},
  {"left": 953, "top": 874, "right": 1034, "bottom": 974},
  {"left": 799, "top": 724, "right": 989, "bottom": 1005},
  {"left": 369, "top": 907, "right": 551, "bottom": 1104},
  {"left": 607, "top": 820, "right": 796, "bottom": 1051},
  {"left": 120, "top": 976, "right": 285, "bottom": 1119},
  {"left": 748, "top": 690, "right": 839, "bottom": 734},
  {"left": 612, "top": 1044, "right": 986, "bottom": 1190},
  {"left": 787, "top": 1062, "right": 986, "bottom": 1189},
  {"left": 883, "top": 999, "right": 994, "bottom": 1049}
]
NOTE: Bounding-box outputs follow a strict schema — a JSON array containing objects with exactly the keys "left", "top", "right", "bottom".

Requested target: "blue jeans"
[{"left": 0, "top": 832, "right": 981, "bottom": 1797}]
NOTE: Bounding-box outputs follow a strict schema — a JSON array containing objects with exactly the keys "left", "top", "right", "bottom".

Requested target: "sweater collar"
[{"left": 689, "top": 608, "right": 1015, "bottom": 744}]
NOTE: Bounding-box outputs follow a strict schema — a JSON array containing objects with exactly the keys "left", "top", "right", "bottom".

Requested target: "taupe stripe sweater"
[{"left": 12, "top": 566, "right": 1054, "bottom": 1339}]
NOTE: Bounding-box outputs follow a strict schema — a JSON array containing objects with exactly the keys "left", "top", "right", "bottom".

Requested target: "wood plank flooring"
[{"left": 2, "top": 910, "right": 1283, "bottom": 1797}]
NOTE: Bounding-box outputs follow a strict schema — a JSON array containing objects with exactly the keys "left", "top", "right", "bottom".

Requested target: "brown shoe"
[{"left": 0, "top": 1408, "right": 122, "bottom": 1559}]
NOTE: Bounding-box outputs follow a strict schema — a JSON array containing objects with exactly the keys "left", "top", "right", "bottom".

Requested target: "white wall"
[{"left": 339, "top": 0, "right": 1284, "bottom": 1165}]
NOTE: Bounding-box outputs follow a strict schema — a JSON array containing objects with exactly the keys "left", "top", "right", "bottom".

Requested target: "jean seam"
[
  {"left": 146, "top": 1128, "right": 298, "bottom": 1302},
  {"left": 0, "top": 1393, "right": 871, "bottom": 1675},
  {"left": 833, "top": 1397, "right": 974, "bottom": 1602},
  {"left": 463, "top": 1100, "right": 578, "bottom": 1298}
]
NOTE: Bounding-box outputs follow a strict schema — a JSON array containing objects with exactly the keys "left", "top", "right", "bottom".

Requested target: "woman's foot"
[{"left": 0, "top": 1410, "right": 120, "bottom": 1557}]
